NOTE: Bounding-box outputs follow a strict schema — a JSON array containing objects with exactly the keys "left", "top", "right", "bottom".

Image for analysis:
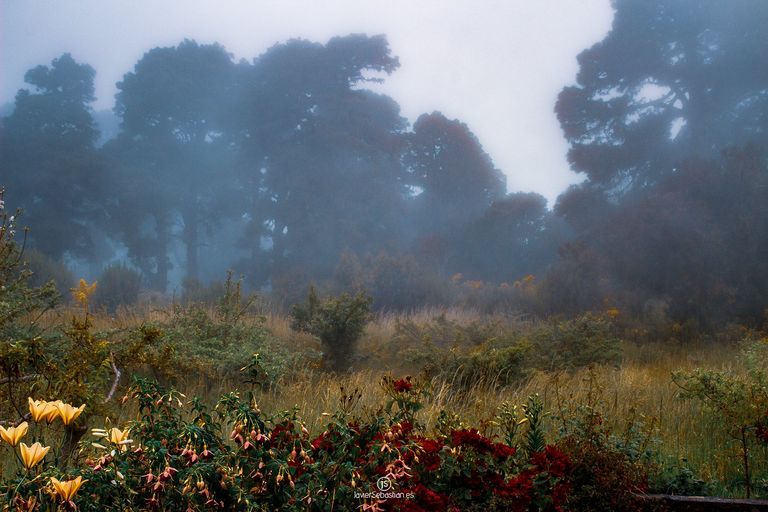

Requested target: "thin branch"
[
  {"left": 0, "top": 413, "right": 31, "bottom": 426},
  {"left": 105, "top": 353, "right": 122, "bottom": 403},
  {"left": 0, "top": 374, "right": 37, "bottom": 385}
]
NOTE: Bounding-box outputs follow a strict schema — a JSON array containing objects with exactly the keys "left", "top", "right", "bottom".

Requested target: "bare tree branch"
[{"left": 104, "top": 354, "right": 122, "bottom": 403}]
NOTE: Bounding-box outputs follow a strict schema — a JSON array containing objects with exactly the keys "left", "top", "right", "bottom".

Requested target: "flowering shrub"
[{"left": 0, "top": 376, "right": 573, "bottom": 511}]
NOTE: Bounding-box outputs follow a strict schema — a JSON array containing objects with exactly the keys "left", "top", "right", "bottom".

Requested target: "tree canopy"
[
  {"left": 0, "top": 54, "right": 102, "bottom": 259},
  {"left": 556, "top": 0, "right": 768, "bottom": 196}
]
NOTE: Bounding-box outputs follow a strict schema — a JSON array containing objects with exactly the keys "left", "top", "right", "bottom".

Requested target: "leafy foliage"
[
  {"left": 0, "top": 377, "right": 573, "bottom": 512},
  {"left": 0, "top": 54, "right": 102, "bottom": 260},
  {"left": 291, "top": 288, "right": 372, "bottom": 372},
  {"left": 92, "top": 263, "right": 142, "bottom": 312},
  {"left": 673, "top": 338, "right": 768, "bottom": 497}
]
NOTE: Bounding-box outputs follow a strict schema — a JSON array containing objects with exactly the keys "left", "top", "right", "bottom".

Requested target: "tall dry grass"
[{"left": 42, "top": 303, "right": 764, "bottom": 495}]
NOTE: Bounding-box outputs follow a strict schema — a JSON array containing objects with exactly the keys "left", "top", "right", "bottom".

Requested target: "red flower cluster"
[
  {"left": 449, "top": 428, "right": 515, "bottom": 461},
  {"left": 415, "top": 437, "right": 442, "bottom": 471},
  {"left": 270, "top": 422, "right": 296, "bottom": 445},
  {"left": 531, "top": 445, "right": 571, "bottom": 479},
  {"left": 451, "top": 428, "right": 494, "bottom": 452},
  {"left": 310, "top": 431, "right": 334, "bottom": 452},
  {"left": 393, "top": 377, "right": 413, "bottom": 393}
]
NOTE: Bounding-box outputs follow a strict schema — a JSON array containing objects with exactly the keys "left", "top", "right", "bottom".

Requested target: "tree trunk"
[
  {"left": 155, "top": 215, "right": 170, "bottom": 293},
  {"left": 183, "top": 211, "right": 199, "bottom": 282}
]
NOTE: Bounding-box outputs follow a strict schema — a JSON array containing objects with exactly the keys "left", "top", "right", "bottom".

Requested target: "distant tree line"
[{"left": 1, "top": 0, "right": 766, "bottom": 328}]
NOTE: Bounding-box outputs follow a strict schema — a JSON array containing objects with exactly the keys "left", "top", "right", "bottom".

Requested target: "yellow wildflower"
[
  {"left": 71, "top": 279, "right": 97, "bottom": 308},
  {"left": 29, "top": 398, "right": 61, "bottom": 424},
  {"left": 0, "top": 421, "right": 28, "bottom": 446},
  {"left": 55, "top": 402, "right": 86, "bottom": 426},
  {"left": 19, "top": 442, "right": 50, "bottom": 469},
  {"left": 108, "top": 427, "right": 130, "bottom": 445},
  {"left": 50, "top": 476, "right": 87, "bottom": 502}
]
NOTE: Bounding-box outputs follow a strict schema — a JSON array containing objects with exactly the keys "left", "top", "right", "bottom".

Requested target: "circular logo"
[{"left": 376, "top": 476, "right": 392, "bottom": 492}]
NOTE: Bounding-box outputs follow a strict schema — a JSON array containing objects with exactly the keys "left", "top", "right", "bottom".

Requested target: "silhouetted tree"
[
  {"left": 0, "top": 54, "right": 102, "bottom": 259},
  {"left": 447, "top": 193, "right": 568, "bottom": 282},
  {"left": 405, "top": 112, "right": 506, "bottom": 235},
  {"left": 235, "top": 35, "right": 408, "bottom": 290},
  {"left": 600, "top": 146, "right": 768, "bottom": 325},
  {"left": 556, "top": 0, "right": 768, "bottom": 201},
  {"left": 109, "top": 40, "right": 238, "bottom": 288},
  {"left": 548, "top": 0, "right": 768, "bottom": 326}
]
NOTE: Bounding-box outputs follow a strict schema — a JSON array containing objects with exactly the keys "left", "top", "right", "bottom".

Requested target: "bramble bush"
[{"left": 394, "top": 313, "right": 623, "bottom": 389}]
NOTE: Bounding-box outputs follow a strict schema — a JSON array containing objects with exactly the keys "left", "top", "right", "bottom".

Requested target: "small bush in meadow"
[
  {"left": 127, "top": 274, "right": 307, "bottom": 387},
  {"left": 673, "top": 337, "right": 768, "bottom": 498},
  {"left": 291, "top": 287, "right": 372, "bottom": 372},
  {"left": 527, "top": 313, "right": 622, "bottom": 372},
  {"left": 23, "top": 248, "right": 75, "bottom": 297},
  {"left": 93, "top": 263, "right": 143, "bottom": 312}
]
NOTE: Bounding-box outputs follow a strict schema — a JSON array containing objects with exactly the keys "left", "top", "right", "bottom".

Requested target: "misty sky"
[{"left": 0, "top": 0, "right": 613, "bottom": 203}]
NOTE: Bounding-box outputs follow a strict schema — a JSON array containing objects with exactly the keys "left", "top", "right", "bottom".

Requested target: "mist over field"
[
  {"left": 1, "top": 0, "right": 768, "bottom": 509},
  {"left": 2, "top": 0, "right": 766, "bottom": 327}
]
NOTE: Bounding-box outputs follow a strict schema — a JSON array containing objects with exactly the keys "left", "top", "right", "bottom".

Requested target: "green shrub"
[
  {"left": 553, "top": 370, "right": 653, "bottom": 511},
  {"left": 650, "top": 462, "right": 713, "bottom": 496},
  {"left": 22, "top": 248, "right": 75, "bottom": 296},
  {"left": 417, "top": 338, "right": 531, "bottom": 389},
  {"left": 129, "top": 274, "right": 304, "bottom": 387},
  {"left": 290, "top": 287, "right": 372, "bottom": 372},
  {"left": 0, "top": 201, "right": 60, "bottom": 421},
  {"left": 673, "top": 337, "right": 768, "bottom": 498},
  {"left": 528, "top": 313, "right": 622, "bottom": 372},
  {"left": 397, "top": 313, "right": 622, "bottom": 389},
  {"left": 93, "top": 263, "right": 143, "bottom": 312}
]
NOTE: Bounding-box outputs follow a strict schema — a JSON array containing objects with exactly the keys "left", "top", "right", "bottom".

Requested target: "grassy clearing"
[
  {"left": 67, "top": 307, "right": 768, "bottom": 495},
  {"left": 56, "top": 303, "right": 764, "bottom": 498}
]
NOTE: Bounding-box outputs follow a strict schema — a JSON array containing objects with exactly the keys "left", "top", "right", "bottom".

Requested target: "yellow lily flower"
[
  {"left": 44, "top": 401, "right": 63, "bottom": 423},
  {"left": 51, "top": 476, "right": 88, "bottom": 501},
  {"left": 28, "top": 398, "right": 61, "bottom": 424},
  {"left": 28, "top": 398, "right": 47, "bottom": 422},
  {"left": 56, "top": 402, "right": 86, "bottom": 426},
  {"left": 50, "top": 476, "right": 87, "bottom": 502},
  {"left": 0, "top": 421, "right": 28, "bottom": 446},
  {"left": 108, "top": 427, "right": 130, "bottom": 445},
  {"left": 19, "top": 442, "right": 50, "bottom": 469}
]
